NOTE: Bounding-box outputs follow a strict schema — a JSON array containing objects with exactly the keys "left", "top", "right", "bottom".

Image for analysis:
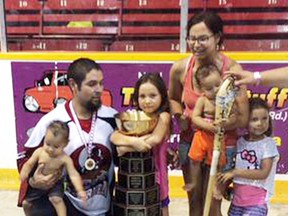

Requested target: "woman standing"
[{"left": 168, "top": 11, "right": 249, "bottom": 216}]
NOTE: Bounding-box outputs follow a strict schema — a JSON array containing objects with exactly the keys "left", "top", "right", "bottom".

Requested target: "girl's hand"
[
  {"left": 217, "top": 170, "right": 234, "bottom": 183},
  {"left": 116, "top": 146, "right": 127, "bottom": 157},
  {"left": 213, "top": 119, "right": 227, "bottom": 128},
  {"left": 133, "top": 137, "right": 152, "bottom": 152},
  {"left": 208, "top": 123, "right": 219, "bottom": 134}
]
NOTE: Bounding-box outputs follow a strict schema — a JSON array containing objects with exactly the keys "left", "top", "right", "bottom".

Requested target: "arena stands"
[{"left": 4, "top": 0, "right": 288, "bottom": 51}]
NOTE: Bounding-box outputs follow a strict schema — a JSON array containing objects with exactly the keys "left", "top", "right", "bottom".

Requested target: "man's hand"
[
  {"left": 20, "top": 170, "right": 29, "bottom": 182},
  {"left": 30, "top": 163, "right": 60, "bottom": 190}
]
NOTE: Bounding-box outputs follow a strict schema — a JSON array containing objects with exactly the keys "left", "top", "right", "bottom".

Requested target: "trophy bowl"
[{"left": 115, "top": 110, "right": 158, "bottom": 136}]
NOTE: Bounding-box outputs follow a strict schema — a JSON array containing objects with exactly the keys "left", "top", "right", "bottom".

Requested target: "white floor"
[{"left": 1, "top": 190, "right": 288, "bottom": 216}]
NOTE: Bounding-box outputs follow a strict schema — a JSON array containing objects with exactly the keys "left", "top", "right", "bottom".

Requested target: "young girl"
[
  {"left": 111, "top": 73, "right": 171, "bottom": 216},
  {"left": 218, "top": 97, "right": 279, "bottom": 216},
  {"left": 20, "top": 121, "right": 87, "bottom": 216},
  {"left": 186, "top": 64, "right": 239, "bottom": 215}
]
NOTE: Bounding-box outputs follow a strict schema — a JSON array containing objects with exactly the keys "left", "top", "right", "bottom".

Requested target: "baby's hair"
[
  {"left": 195, "top": 64, "right": 221, "bottom": 87},
  {"left": 47, "top": 120, "right": 70, "bottom": 143},
  {"left": 249, "top": 97, "right": 273, "bottom": 136},
  {"left": 133, "top": 73, "right": 170, "bottom": 114}
]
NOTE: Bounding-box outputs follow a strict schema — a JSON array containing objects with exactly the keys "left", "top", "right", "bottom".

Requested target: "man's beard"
[{"left": 85, "top": 99, "right": 102, "bottom": 112}]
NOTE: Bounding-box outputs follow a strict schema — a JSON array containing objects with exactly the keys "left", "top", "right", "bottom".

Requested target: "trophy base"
[
  {"left": 113, "top": 203, "right": 161, "bottom": 216},
  {"left": 118, "top": 172, "right": 156, "bottom": 190},
  {"left": 119, "top": 156, "right": 154, "bottom": 174},
  {"left": 115, "top": 185, "right": 160, "bottom": 206},
  {"left": 122, "top": 151, "right": 153, "bottom": 158}
]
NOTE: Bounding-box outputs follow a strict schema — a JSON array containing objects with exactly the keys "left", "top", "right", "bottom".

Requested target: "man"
[{"left": 17, "top": 58, "right": 118, "bottom": 216}]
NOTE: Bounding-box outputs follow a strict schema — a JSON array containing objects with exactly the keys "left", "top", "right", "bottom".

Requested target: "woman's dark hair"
[
  {"left": 249, "top": 97, "right": 273, "bottom": 136},
  {"left": 133, "top": 73, "right": 170, "bottom": 114},
  {"left": 194, "top": 64, "right": 221, "bottom": 87},
  {"left": 47, "top": 120, "right": 70, "bottom": 144},
  {"left": 187, "top": 11, "right": 224, "bottom": 46},
  {"left": 67, "top": 58, "right": 102, "bottom": 90}
]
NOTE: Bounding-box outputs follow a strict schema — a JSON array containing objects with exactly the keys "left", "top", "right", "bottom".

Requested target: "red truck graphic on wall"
[{"left": 23, "top": 69, "right": 112, "bottom": 113}]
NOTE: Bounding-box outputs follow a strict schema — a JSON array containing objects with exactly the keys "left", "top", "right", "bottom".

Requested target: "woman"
[{"left": 168, "top": 11, "right": 249, "bottom": 216}]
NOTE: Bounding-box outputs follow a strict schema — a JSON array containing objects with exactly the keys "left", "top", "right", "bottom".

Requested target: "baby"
[{"left": 20, "top": 120, "right": 87, "bottom": 216}]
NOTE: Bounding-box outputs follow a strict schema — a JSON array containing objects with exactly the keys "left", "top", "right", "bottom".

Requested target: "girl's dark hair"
[
  {"left": 47, "top": 120, "right": 70, "bottom": 143},
  {"left": 249, "top": 97, "right": 273, "bottom": 136},
  {"left": 195, "top": 64, "right": 221, "bottom": 87},
  {"left": 67, "top": 58, "right": 102, "bottom": 90},
  {"left": 187, "top": 11, "right": 224, "bottom": 47},
  {"left": 133, "top": 73, "right": 170, "bottom": 114}
]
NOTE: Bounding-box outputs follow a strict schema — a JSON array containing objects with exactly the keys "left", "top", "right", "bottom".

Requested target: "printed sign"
[{"left": 11, "top": 61, "right": 288, "bottom": 174}]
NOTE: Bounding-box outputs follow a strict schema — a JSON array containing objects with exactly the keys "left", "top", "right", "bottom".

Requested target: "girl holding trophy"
[{"left": 111, "top": 73, "right": 171, "bottom": 216}]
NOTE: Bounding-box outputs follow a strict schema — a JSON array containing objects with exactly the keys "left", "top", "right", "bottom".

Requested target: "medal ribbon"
[{"left": 69, "top": 101, "right": 97, "bottom": 158}]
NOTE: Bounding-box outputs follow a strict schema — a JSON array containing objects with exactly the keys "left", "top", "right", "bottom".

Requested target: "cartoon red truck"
[{"left": 23, "top": 69, "right": 112, "bottom": 113}]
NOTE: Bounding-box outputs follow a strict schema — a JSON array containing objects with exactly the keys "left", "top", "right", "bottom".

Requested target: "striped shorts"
[{"left": 228, "top": 203, "right": 268, "bottom": 216}]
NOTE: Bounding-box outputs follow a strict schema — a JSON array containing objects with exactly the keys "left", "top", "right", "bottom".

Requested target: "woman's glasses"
[{"left": 186, "top": 34, "right": 214, "bottom": 45}]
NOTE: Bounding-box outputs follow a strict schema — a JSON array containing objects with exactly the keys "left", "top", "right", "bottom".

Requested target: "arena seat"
[
  {"left": 121, "top": 13, "right": 181, "bottom": 36},
  {"left": 219, "top": 10, "right": 288, "bottom": 38},
  {"left": 223, "top": 39, "right": 288, "bottom": 51},
  {"left": 4, "top": 0, "right": 288, "bottom": 52},
  {"left": 4, "top": 0, "right": 42, "bottom": 35},
  {"left": 7, "top": 41, "right": 22, "bottom": 51},
  {"left": 44, "top": 0, "right": 120, "bottom": 9},
  {"left": 109, "top": 39, "right": 180, "bottom": 52},
  {"left": 122, "top": 0, "right": 180, "bottom": 9},
  {"left": 224, "top": 25, "right": 288, "bottom": 37},
  {"left": 122, "top": 0, "right": 205, "bottom": 9},
  {"left": 220, "top": 12, "right": 288, "bottom": 22},
  {"left": 204, "top": 1, "right": 288, "bottom": 38},
  {"left": 42, "top": 0, "right": 121, "bottom": 36},
  {"left": 120, "top": 0, "right": 206, "bottom": 37},
  {"left": 206, "top": 0, "right": 288, "bottom": 9},
  {"left": 120, "top": 0, "right": 288, "bottom": 38},
  {"left": 11, "top": 39, "right": 107, "bottom": 51},
  {"left": 43, "top": 14, "right": 119, "bottom": 35},
  {"left": 121, "top": 11, "right": 288, "bottom": 38},
  {"left": 5, "top": 0, "right": 42, "bottom": 10}
]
